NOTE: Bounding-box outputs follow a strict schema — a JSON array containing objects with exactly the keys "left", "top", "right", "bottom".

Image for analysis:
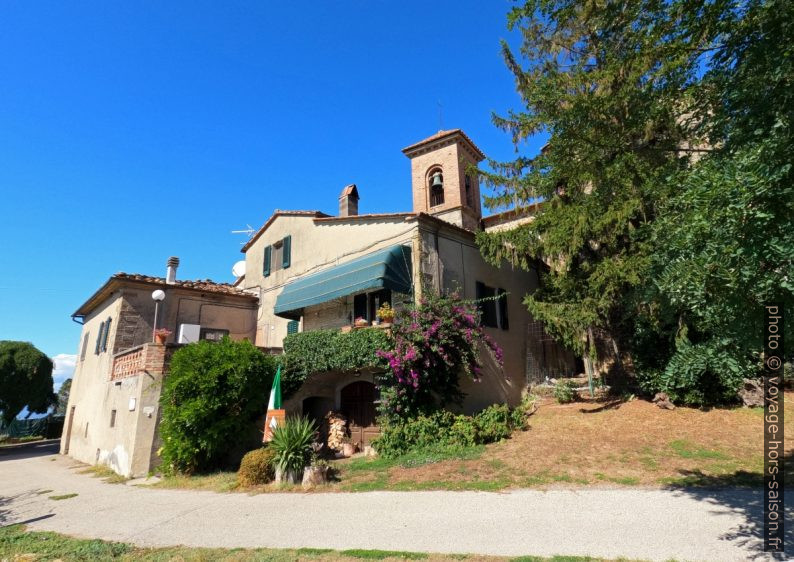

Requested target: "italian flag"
[
  {"left": 268, "top": 366, "right": 283, "bottom": 411},
  {"left": 263, "top": 366, "right": 284, "bottom": 442}
]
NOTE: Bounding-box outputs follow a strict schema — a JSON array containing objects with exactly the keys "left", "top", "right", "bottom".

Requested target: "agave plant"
[{"left": 269, "top": 416, "right": 317, "bottom": 477}]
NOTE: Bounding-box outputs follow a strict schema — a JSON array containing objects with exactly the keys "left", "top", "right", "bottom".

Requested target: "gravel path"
[{"left": 0, "top": 444, "right": 789, "bottom": 561}]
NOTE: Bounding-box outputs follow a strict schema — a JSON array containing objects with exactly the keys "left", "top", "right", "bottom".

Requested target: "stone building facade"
[
  {"left": 61, "top": 128, "right": 576, "bottom": 473},
  {"left": 60, "top": 271, "right": 258, "bottom": 477}
]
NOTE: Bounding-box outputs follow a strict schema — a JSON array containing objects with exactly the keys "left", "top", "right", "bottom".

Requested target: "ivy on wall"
[{"left": 281, "top": 328, "right": 392, "bottom": 397}]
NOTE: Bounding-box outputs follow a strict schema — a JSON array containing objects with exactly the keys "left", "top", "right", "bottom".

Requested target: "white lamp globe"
[{"left": 151, "top": 289, "right": 166, "bottom": 302}]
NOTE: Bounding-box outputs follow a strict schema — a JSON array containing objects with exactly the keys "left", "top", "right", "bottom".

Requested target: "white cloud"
[{"left": 51, "top": 353, "right": 76, "bottom": 391}]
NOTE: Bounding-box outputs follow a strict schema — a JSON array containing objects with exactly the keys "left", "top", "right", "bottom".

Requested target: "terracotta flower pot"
[
  {"left": 342, "top": 443, "right": 356, "bottom": 457},
  {"left": 155, "top": 334, "right": 167, "bottom": 344}
]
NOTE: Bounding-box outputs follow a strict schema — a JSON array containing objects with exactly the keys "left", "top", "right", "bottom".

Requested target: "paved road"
[{"left": 1, "top": 447, "right": 790, "bottom": 561}]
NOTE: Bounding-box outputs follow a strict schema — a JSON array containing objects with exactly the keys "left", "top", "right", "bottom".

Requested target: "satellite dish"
[{"left": 232, "top": 260, "right": 246, "bottom": 278}]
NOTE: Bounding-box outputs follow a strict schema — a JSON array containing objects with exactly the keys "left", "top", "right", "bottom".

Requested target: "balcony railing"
[{"left": 110, "top": 345, "right": 145, "bottom": 381}]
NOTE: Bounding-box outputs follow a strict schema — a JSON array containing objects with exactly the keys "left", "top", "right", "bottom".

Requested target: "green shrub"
[
  {"left": 281, "top": 329, "right": 391, "bottom": 397},
  {"left": 636, "top": 340, "right": 751, "bottom": 406},
  {"left": 238, "top": 447, "right": 276, "bottom": 486},
  {"left": 475, "top": 404, "right": 524, "bottom": 441},
  {"left": 158, "top": 338, "right": 276, "bottom": 474},
  {"left": 269, "top": 416, "right": 317, "bottom": 475},
  {"left": 553, "top": 380, "right": 578, "bottom": 404},
  {"left": 373, "top": 404, "right": 525, "bottom": 459}
]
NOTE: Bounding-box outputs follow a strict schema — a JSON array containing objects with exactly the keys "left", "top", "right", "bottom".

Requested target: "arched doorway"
[{"left": 339, "top": 381, "right": 379, "bottom": 446}]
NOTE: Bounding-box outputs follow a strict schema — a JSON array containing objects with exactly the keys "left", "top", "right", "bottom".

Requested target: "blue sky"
[{"left": 0, "top": 1, "right": 545, "bottom": 389}]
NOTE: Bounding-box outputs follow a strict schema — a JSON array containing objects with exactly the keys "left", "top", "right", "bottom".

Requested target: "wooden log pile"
[{"left": 325, "top": 410, "right": 349, "bottom": 451}]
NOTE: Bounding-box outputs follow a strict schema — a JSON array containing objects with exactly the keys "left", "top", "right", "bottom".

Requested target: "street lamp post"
[{"left": 151, "top": 289, "right": 165, "bottom": 342}]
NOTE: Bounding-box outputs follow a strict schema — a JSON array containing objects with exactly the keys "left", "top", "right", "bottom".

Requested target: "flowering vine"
[{"left": 376, "top": 291, "right": 503, "bottom": 423}]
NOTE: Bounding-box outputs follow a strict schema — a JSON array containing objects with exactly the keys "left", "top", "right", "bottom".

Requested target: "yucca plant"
[{"left": 269, "top": 416, "right": 317, "bottom": 479}]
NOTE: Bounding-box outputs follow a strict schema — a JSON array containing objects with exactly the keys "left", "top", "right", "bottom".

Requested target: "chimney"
[
  {"left": 339, "top": 184, "right": 359, "bottom": 217},
  {"left": 166, "top": 256, "right": 180, "bottom": 284}
]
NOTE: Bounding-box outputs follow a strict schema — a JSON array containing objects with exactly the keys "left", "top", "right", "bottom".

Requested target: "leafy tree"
[
  {"left": 56, "top": 378, "right": 72, "bottom": 415},
  {"left": 479, "top": 0, "right": 793, "bottom": 404},
  {"left": 159, "top": 338, "right": 276, "bottom": 474},
  {"left": 476, "top": 0, "right": 723, "bottom": 363},
  {"left": 637, "top": 0, "right": 794, "bottom": 403},
  {"left": 0, "top": 341, "right": 55, "bottom": 424}
]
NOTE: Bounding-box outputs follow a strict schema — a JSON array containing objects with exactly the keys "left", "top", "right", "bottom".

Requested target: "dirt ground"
[{"left": 337, "top": 392, "right": 794, "bottom": 491}]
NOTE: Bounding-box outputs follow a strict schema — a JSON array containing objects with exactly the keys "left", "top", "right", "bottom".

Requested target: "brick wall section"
[
  {"left": 110, "top": 342, "right": 177, "bottom": 381},
  {"left": 406, "top": 134, "right": 483, "bottom": 230}
]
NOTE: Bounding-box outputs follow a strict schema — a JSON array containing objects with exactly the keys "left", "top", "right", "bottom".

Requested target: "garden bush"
[
  {"left": 635, "top": 340, "right": 752, "bottom": 406},
  {"left": 238, "top": 447, "right": 276, "bottom": 486},
  {"left": 158, "top": 338, "right": 277, "bottom": 474},
  {"left": 553, "top": 380, "right": 578, "bottom": 404},
  {"left": 376, "top": 291, "right": 503, "bottom": 423},
  {"left": 269, "top": 416, "right": 317, "bottom": 476},
  {"left": 281, "top": 329, "right": 391, "bottom": 397},
  {"left": 373, "top": 403, "right": 526, "bottom": 459}
]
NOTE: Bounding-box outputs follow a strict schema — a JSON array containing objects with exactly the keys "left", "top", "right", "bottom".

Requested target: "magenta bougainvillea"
[{"left": 375, "top": 291, "right": 503, "bottom": 422}]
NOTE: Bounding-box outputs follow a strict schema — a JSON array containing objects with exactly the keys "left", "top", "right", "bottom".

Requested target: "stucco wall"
[
  {"left": 61, "top": 283, "right": 258, "bottom": 477},
  {"left": 242, "top": 214, "right": 417, "bottom": 348},
  {"left": 416, "top": 218, "right": 571, "bottom": 412}
]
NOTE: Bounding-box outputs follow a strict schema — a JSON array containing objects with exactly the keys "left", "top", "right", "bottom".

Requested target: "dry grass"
[
  {"left": 79, "top": 464, "right": 130, "bottom": 484},
  {"left": 148, "top": 392, "right": 794, "bottom": 494},
  {"left": 337, "top": 392, "right": 794, "bottom": 491}
]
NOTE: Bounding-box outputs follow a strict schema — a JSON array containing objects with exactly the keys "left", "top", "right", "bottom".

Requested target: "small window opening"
[{"left": 110, "top": 409, "right": 117, "bottom": 428}]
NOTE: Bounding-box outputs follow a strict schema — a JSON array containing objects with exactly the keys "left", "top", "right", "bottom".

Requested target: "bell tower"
[{"left": 402, "top": 129, "right": 485, "bottom": 231}]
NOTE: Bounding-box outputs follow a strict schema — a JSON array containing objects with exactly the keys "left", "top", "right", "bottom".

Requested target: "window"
[
  {"left": 429, "top": 170, "right": 444, "bottom": 207},
  {"left": 80, "top": 332, "right": 90, "bottom": 362},
  {"left": 352, "top": 289, "right": 392, "bottom": 322},
  {"left": 476, "top": 282, "right": 509, "bottom": 330},
  {"left": 465, "top": 175, "right": 474, "bottom": 207},
  {"left": 200, "top": 328, "right": 229, "bottom": 341},
  {"left": 110, "top": 409, "right": 117, "bottom": 428},
  {"left": 94, "top": 321, "right": 105, "bottom": 355},
  {"left": 287, "top": 320, "right": 299, "bottom": 334},
  {"left": 101, "top": 317, "right": 112, "bottom": 353},
  {"left": 264, "top": 235, "right": 292, "bottom": 277}
]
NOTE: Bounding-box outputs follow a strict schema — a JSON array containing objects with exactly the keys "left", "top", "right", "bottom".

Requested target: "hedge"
[{"left": 281, "top": 328, "right": 391, "bottom": 396}]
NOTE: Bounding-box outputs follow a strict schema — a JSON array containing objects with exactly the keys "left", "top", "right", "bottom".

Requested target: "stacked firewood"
[{"left": 325, "top": 411, "right": 348, "bottom": 451}]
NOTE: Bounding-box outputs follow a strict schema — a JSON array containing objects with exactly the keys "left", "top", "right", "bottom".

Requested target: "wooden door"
[{"left": 340, "top": 381, "right": 379, "bottom": 446}]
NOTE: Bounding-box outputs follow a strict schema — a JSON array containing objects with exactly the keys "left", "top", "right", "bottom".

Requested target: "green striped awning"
[{"left": 274, "top": 245, "right": 412, "bottom": 319}]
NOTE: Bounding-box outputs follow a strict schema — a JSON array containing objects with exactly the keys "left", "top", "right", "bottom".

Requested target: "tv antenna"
[{"left": 231, "top": 224, "right": 255, "bottom": 244}]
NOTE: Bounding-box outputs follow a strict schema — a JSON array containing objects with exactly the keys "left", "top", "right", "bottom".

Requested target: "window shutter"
[
  {"left": 497, "top": 288, "right": 509, "bottom": 330},
  {"left": 102, "top": 317, "right": 112, "bottom": 352},
  {"left": 263, "top": 245, "right": 272, "bottom": 277},
  {"left": 80, "top": 333, "right": 89, "bottom": 361},
  {"left": 282, "top": 235, "right": 291, "bottom": 269},
  {"left": 95, "top": 321, "right": 105, "bottom": 355},
  {"left": 287, "top": 320, "right": 299, "bottom": 334}
]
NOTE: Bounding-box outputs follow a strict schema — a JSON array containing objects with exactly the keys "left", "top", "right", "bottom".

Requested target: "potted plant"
[
  {"left": 154, "top": 328, "right": 172, "bottom": 344},
  {"left": 302, "top": 457, "right": 329, "bottom": 489},
  {"left": 354, "top": 316, "right": 369, "bottom": 327},
  {"left": 340, "top": 436, "right": 356, "bottom": 458},
  {"left": 270, "top": 416, "right": 316, "bottom": 484},
  {"left": 376, "top": 302, "right": 394, "bottom": 326}
]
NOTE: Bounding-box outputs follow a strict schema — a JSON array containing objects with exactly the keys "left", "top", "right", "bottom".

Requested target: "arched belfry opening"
[
  {"left": 429, "top": 168, "right": 444, "bottom": 207},
  {"left": 402, "top": 129, "right": 485, "bottom": 232}
]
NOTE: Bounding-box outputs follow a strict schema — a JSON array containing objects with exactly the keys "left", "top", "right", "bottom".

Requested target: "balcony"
[{"left": 110, "top": 342, "right": 178, "bottom": 381}]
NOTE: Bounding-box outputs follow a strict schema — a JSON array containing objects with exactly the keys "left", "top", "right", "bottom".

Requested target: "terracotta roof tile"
[
  {"left": 313, "top": 212, "right": 416, "bottom": 223},
  {"left": 401, "top": 129, "right": 485, "bottom": 160},
  {"left": 112, "top": 273, "right": 256, "bottom": 297}
]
